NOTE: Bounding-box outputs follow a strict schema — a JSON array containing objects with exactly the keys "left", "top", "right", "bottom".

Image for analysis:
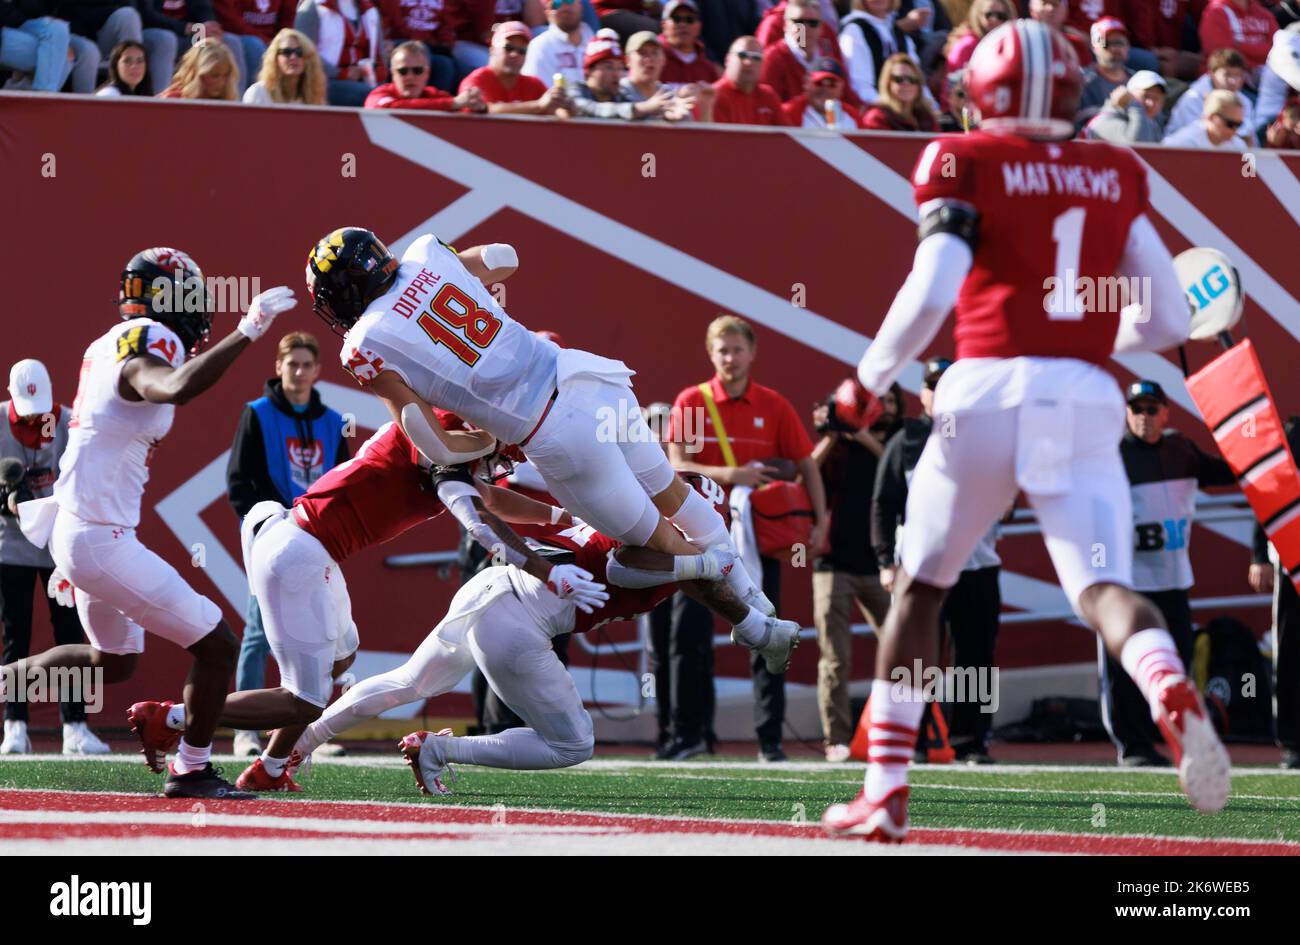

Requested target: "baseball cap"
[
  {"left": 1090, "top": 16, "right": 1127, "bottom": 46},
  {"left": 491, "top": 21, "right": 532, "bottom": 47},
  {"left": 626, "top": 31, "right": 662, "bottom": 54},
  {"left": 1126, "top": 70, "right": 1167, "bottom": 94},
  {"left": 809, "top": 57, "right": 845, "bottom": 84},
  {"left": 1126, "top": 380, "right": 1167, "bottom": 405},
  {"left": 662, "top": 0, "right": 699, "bottom": 18},
  {"left": 584, "top": 35, "right": 624, "bottom": 70},
  {"left": 923, "top": 356, "right": 953, "bottom": 390},
  {"left": 8, "top": 359, "right": 52, "bottom": 417}
]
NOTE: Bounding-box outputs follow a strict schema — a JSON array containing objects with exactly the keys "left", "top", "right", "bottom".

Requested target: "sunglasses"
[
  {"left": 815, "top": 78, "right": 840, "bottom": 87},
  {"left": 734, "top": 50, "right": 763, "bottom": 61},
  {"left": 1129, "top": 404, "right": 1161, "bottom": 416},
  {"left": 890, "top": 73, "right": 919, "bottom": 85},
  {"left": 792, "top": 17, "right": 821, "bottom": 27},
  {"left": 1103, "top": 38, "right": 1129, "bottom": 48},
  {"left": 669, "top": 14, "right": 698, "bottom": 23},
  {"left": 395, "top": 66, "right": 427, "bottom": 76},
  {"left": 502, "top": 43, "right": 529, "bottom": 55},
  {"left": 278, "top": 47, "right": 304, "bottom": 58},
  {"left": 1215, "top": 114, "right": 1243, "bottom": 129}
]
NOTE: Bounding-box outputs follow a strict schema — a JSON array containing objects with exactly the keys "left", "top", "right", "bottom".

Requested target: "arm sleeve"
[
  {"left": 856, "top": 231, "right": 971, "bottom": 396},
  {"left": 871, "top": 433, "right": 906, "bottom": 568},
  {"left": 1110, "top": 214, "right": 1190, "bottom": 354},
  {"left": 1191, "top": 440, "right": 1237, "bottom": 488},
  {"left": 226, "top": 408, "right": 281, "bottom": 518},
  {"left": 436, "top": 480, "right": 530, "bottom": 568}
]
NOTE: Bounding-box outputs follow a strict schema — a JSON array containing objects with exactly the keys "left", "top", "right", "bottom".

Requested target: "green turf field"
[{"left": 2, "top": 757, "right": 1298, "bottom": 843}]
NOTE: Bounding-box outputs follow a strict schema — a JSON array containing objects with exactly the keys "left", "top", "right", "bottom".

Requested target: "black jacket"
[
  {"left": 814, "top": 424, "right": 899, "bottom": 575},
  {"left": 225, "top": 379, "right": 350, "bottom": 519},
  {"left": 55, "top": 0, "right": 130, "bottom": 37},
  {"left": 871, "top": 416, "right": 932, "bottom": 570},
  {"left": 134, "top": 0, "right": 214, "bottom": 35},
  {"left": 1252, "top": 416, "right": 1300, "bottom": 565},
  {"left": 2, "top": 0, "right": 59, "bottom": 30}
]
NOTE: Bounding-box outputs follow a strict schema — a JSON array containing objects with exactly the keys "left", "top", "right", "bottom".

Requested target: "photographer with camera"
[
  {"left": 0, "top": 359, "right": 108, "bottom": 755},
  {"left": 810, "top": 381, "right": 902, "bottom": 762}
]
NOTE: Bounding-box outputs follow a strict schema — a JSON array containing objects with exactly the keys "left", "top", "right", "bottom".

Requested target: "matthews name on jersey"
[
  {"left": 912, "top": 131, "right": 1149, "bottom": 364},
  {"left": 55, "top": 319, "right": 187, "bottom": 528},
  {"left": 339, "top": 235, "right": 558, "bottom": 446}
]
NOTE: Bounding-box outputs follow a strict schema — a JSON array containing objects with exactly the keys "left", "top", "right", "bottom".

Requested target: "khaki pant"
[{"left": 813, "top": 570, "right": 891, "bottom": 747}]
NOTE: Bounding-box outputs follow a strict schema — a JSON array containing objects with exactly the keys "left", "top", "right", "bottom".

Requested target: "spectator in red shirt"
[
  {"left": 1126, "top": 0, "right": 1205, "bottom": 80},
  {"left": 1266, "top": 99, "right": 1300, "bottom": 147},
  {"left": 761, "top": 0, "right": 861, "bottom": 105},
  {"left": 1027, "top": 0, "right": 1092, "bottom": 68},
  {"left": 375, "top": 0, "right": 461, "bottom": 91},
  {"left": 1062, "top": 0, "right": 1123, "bottom": 36},
  {"left": 594, "top": 0, "right": 660, "bottom": 45},
  {"left": 667, "top": 315, "right": 828, "bottom": 763},
  {"left": 710, "top": 34, "right": 788, "bottom": 124},
  {"left": 460, "top": 19, "right": 570, "bottom": 112},
  {"left": 780, "top": 56, "right": 862, "bottom": 126},
  {"left": 214, "top": 0, "right": 296, "bottom": 91},
  {"left": 860, "top": 51, "right": 937, "bottom": 130},
  {"left": 755, "top": 0, "right": 837, "bottom": 49},
  {"left": 659, "top": 0, "right": 720, "bottom": 83},
  {"left": 364, "top": 39, "right": 487, "bottom": 108},
  {"left": 1200, "top": 0, "right": 1278, "bottom": 71}
]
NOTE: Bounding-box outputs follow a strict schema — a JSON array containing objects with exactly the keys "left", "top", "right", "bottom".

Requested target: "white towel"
[
  {"left": 16, "top": 496, "right": 58, "bottom": 549},
  {"left": 728, "top": 485, "right": 763, "bottom": 585}
]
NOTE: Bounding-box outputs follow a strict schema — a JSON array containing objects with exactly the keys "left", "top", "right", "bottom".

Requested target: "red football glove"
[{"left": 833, "top": 378, "right": 883, "bottom": 431}]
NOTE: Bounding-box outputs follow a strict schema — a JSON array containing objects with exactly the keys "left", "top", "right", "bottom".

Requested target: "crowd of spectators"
[{"left": 4, "top": 0, "right": 1300, "bottom": 146}]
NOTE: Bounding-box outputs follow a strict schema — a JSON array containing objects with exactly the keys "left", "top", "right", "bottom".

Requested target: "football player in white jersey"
[
  {"left": 1, "top": 247, "right": 296, "bottom": 799},
  {"left": 304, "top": 227, "right": 800, "bottom": 672}
]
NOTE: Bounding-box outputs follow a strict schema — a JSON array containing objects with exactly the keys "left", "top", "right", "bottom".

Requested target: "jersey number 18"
[{"left": 417, "top": 283, "right": 502, "bottom": 367}]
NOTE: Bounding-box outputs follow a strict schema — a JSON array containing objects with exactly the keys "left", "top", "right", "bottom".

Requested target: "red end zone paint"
[{"left": 1, "top": 790, "right": 1295, "bottom": 855}]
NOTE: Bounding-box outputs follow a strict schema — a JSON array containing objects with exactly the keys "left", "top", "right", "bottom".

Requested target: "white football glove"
[
  {"left": 546, "top": 563, "right": 609, "bottom": 614},
  {"left": 237, "top": 286, "right": 297, "bottom": 341},
  {"left": 47, "top": 569, "right": 76, "bottom": 608},
  {"left": 481, "top": 243, "right": 518, "bottom": 270}
]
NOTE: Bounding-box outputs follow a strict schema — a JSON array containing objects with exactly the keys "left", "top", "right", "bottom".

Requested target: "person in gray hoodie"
[{"left": 1083, "top": 69, "right": 1167, "bottom": 145}]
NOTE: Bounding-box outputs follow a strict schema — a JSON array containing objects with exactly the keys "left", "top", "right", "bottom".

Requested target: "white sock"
[
  {"left": 669, "top": 490, "right": 770, "bottom": 612},
  {"left": 173, "top": 738, "right": 211, "bottom": 775},
  {"left": 165, "top": 703, "right": 186, "bottom": 731},
  {"left": 1119, "top": 628, "right": 1186, "bottom": 719},
  {"left": 261, "top": 753, "right": 289, "bottom": 778},
  {"left": 863, "top": 679, "right": 925, "bottom": 803},
  {"left": 731, "top": 606, "right": 770, "bottom": 648}
]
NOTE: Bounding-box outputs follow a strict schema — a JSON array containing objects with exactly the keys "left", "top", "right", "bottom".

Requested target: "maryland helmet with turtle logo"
[
  {"left": 119, "top": 247, "right": 215, "bottom": 354},
  {"left": 305, "top": 227, "right": 400, "bottom": 336}
]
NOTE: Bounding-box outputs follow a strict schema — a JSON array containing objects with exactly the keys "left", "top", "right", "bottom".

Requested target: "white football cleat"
[
  {"left": 62, "top": 722, "right": 110, "bottom": 755},
  {"left": 734, "top": 617, "right": 800, "bottom": 675},
  {"left": 1155, "top": 677, "right": 1231, "bottom": 814},
  {"left": 233, "top": 731, "right": 263, "bottom": 757},
  {"left": 825, "top": 744, "right": 852, "bottom": 763},
  {"left": 1, "top": 720, "right": 31, "bottom": 754}
]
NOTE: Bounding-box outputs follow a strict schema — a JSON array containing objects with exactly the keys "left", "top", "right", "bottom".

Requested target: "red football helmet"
[{"left": 964, "top": 20, "right": 1082, "bottom": 140}]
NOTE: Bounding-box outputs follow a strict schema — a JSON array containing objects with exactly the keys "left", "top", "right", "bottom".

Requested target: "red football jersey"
[
  {"left": 294, "top": 422, "right": 442, "bottom": 562},
  {"left": 911, "top": 131, "right": 1149, "bottom": 364},
  {"left": 515, "top": 521, "right": 675, "bottom": 634}
]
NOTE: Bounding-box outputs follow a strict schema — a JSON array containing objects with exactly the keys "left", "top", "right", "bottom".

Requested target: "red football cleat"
[
  {"left": 398, "top": 728, "right": 456, "bottom": 796},
  {"left": 126, "top": 700, "right": 181, "bottom": 774},
  {"left": 821, "top": 786, "right": 910, "bottom": 842},
  {"left": 1154, "top": 677, "right": 1231, "bottom": 814},
  {"left": 235, "top": 758, "right": 303, "bottom": 793}
]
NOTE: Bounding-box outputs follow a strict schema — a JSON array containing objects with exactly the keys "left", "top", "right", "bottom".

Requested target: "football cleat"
[
  {"left": 62, "top": 722, "right": 110, "bottom": 755},
  {"left": 822, "top": 787, "right": 910, "bottom": 842},
  {"left": 1154, "top": 677, "right": 1231, "bottom": 814},
  {"left": 235, "top": 758, "right": 303, "bottom": 793},
  {"left": 163, "top": 763, "right": 255, "bottom": 800},
  {"left": 398, "top": 728, "right": 456, "bottom": 796},
  {"left": 734, "top": 617, "right": 800, "bottom": 675},
  {"left": 127, "top": 701, "right": 181, "bottom": 773},
  {"left": 1, "top": 720, "right": 32, "bottom": 755}
]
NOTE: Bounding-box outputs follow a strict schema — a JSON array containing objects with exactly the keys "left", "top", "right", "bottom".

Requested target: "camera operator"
[
  {"left": 809, "top": 382, "right": 902, "bottom": 762},
  {"left": 0, "top": 360, "right": 108, "bottom": 755}
]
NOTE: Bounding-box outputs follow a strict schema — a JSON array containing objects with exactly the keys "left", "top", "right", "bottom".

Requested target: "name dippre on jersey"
[
  {"left": 390, "top": 267, "right": 443, "bottom": 319},
  {"left": 1002, "top": 161, "right": 1122, "bottom": 203}
]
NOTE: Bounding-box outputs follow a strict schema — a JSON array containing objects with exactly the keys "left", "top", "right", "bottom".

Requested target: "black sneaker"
[
  {"left": 757, "top": 743, "right": 787, "bottom": 763},
  {"left": 660, "top": 737, "right": 708, "bottom": 761},
  {"left": 164, "top": 763, "right": 256, "bottom": 799},
  {"left": 1119, "top": 750, "right": 1171, "bottom": 768}
]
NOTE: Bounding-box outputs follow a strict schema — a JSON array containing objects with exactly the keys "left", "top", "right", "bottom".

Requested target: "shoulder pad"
[{"left": 917, "top": 201, "right": 980, "bottom": 252}]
